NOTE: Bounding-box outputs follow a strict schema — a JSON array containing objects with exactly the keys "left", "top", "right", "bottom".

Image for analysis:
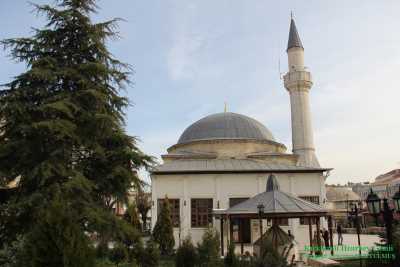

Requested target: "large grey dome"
[{"left": 177, "top": 112, "right": 275, "bottom": 144}]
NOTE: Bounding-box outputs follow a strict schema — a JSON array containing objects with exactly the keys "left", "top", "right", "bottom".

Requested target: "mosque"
[{"left": 150, "top": 17, "right": 332, "bottom": 256}]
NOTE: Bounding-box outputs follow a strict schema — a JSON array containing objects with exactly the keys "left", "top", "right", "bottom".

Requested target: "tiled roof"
[
  {"left": 287, "top": 18, "right": 303, "bottom": 51},
  {"left": 177, "top": 112, "right": 275, "bottom": 144},
  {"left": 220, "top": 175, "right": 326, "bottom": 215},
  {"left": 151, "top": 159, "right": 331, "bottom": 174}
]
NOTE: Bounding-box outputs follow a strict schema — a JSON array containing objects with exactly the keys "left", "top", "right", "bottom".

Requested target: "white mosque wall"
[{"left": 151, "top": 172, "right": 326, "bottom": 252}]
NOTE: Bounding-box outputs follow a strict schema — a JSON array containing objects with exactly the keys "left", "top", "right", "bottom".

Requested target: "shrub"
[
  {"left": 152, "top": 197, "right": 175, "bottom": 255},
  {"left": 197, "top": 228, "right": 221, "bottom": 267},
  {"left": 110, "top": 243, "right": 128, "bottom": 267},
  {"left": 124, "top": 203, "right": 142, "bottom": 231},
  {"left": 141, "top": 240, "right": 160, "bottom": 267},
  {"left": 176, "top": 236, "right": 197, "bottom": 267},
  {"left": 252, "top": 239, "right": 288, "bottom": 267},
  {"left": 224, "top": 242, "right": 239, "bottom": 267}
]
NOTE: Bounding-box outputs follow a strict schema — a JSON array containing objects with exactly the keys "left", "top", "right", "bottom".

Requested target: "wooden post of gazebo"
[
  {"left": 308, "top": 217, "right": 313, "bottom": 255},
  {"left": 220, "top": 216, "right": 224, "bottom": 256},
  {"left": 229, "top": 215, "right": 234, "bottom": 253},
  {"left": 328, "top": 215, "right": 334, "bottom": 255},
  {"left": 315, "top": 217, "right": 322, "bottom": 254},
  {"left": 240, "top": 219, "right": 244, "bottom": 255}
]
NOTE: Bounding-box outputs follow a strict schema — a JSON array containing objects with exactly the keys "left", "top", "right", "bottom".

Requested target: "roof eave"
[{"left": 151, "top": 168, "right": 333, "bottom": 175}]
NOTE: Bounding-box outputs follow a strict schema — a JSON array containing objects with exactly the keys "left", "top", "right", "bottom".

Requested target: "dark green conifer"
[
  {"left": 0, "top": 0, "right": 152, "bottom": 265},
  {"left": 124, "top": 202, "right": 142, "bottom": 231},
  {"left": 176, "top": 236, "right": 197, "bottom": 267},
  {"left": 224, "top": 242, "right": 239, "bottom": 267},
  {"left": 197, "top": 228, "right": 221, "bottom": 267},
  {"left": 142, "top": 240, "right": 160, "bottom": 267},
  {"left": 152, "top": 196, "right": 175, "bottom": 255}
]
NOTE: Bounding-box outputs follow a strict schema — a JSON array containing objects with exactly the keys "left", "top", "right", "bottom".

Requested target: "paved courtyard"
[{"left": 300, "top": 233, "right": 383, "bottom": 260}]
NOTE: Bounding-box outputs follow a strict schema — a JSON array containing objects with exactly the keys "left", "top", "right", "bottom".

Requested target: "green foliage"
[
  {"left": 95, "top": 258, "right": 137, "bottom": 267},
  {"left": 0, "top": 236, "right": 27, "bottom": 267},
  {"left": 124, "top": 202, "right": 142, "bottom": 231},
  {"left": 152, "top": 197, "right": 175, "bottom": 255},
  {"left": 176, "top": 236, "right": 197, "bottom": 267},
  {"left": 0, "top": 0, "right": 153, "bottom": 265},
  {"left": 224, "top": 242, "right": 239, "bottom": 267},
  {"left": 197, "top": 228, "right": 221, "bottom": 267},
  {"left": 367, "top": 223, "right": 398, "bottom": 267},
  {"left": 141, "top": 240, "right": 160, "bottom": 267},
  {"left": 19, "top": 193, "right": 96, "bottom": 267},
  {"left": 393, "top": 224, "right": 400, "bottom": 266},
  {"left": 110, "top": 243, "right": 128, "bottom": 266},
  {"left": 95, "top": 242, "right": 110, "bottom": 260},
  {"left": 252, "top": 239, "right": 288, "bottom": 267}
]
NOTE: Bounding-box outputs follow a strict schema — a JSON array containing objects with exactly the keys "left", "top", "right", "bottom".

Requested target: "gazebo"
[{"left": 213, "top": 175, "right": 334, "bottom": 258}]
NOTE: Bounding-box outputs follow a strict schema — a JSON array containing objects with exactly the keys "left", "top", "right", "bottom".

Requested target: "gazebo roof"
[{"left": 215, "top": 175, "right": 326, "bottom": 217}]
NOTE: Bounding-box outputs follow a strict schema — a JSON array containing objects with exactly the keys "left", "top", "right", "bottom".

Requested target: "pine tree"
[
  {"left": 197, "top": 228, "right": 221, "bottom": 267},
  {"left": 152, "top": 196, "right": 175, "bottom": 255},
  {"left": 110, "top": 243, "right": 128, "bottom": 267},
  {"left": 124, "top": 202, "right": 142, "bottom": 231},
  {"left": 176, "top": 236, "right": 197, "bottom": 267},
  {"left": 141, "top": 240, "right": 160, "bottom": 267},
  {"left": 153, "top": 197, "right": 175, "bottom": 255},
  {"left": 224, "top": 242, "right": 239, "bottom": 267},
  {"left": 19, "top": 192, "right": 96, "bottom": 267},
  {"left": 0, "top": 0, "right": 152, "bottom": 265}
]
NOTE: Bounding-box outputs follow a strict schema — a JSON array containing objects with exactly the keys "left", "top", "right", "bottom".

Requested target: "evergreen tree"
[
  {"left": 141, "top": 240, "right": 160, "bottom": 267},
  {"left": 224, "top": 242, "right": 239, "bottom": 267},
  {"left": 0, "top": 0, "right": 152, "bottom": 265},
  {"left": 110, "top": 243, "right": 128, "bottom": 267},
  {"left": 176, "top": 236, "right": 197, "bottom": 267},
  {"left": 197, "top": 228, "right": 221, "bottom": 267},
  {"left": 152, "top": 197, "right": 175, "bottom": 255},
  {"left": 124, "top": 202, "right": 142, "bottom": 231},
  {"left": 367, "top": 225, "right": 397, "bottom": 267},
  {"left": 19, "top": 191, "right": 96, "bottom": 267}
]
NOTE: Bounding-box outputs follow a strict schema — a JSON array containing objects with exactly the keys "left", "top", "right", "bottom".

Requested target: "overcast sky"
[{"left": 1, "top": 0, "right": 399, "bottom": 184}]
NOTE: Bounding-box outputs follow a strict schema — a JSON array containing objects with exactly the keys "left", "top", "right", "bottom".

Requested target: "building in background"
[
  {"left": 352, "top": 169, "right": 400, "bottom": 201},
  {"left": 351, "top": 169, "right": 400, "bottom": 225},
  {"left": 326, "top": 185, "right": 360, "bottom": 227}
]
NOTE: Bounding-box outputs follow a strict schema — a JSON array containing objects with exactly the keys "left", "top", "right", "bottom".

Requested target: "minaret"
[{"left": 283, "top": 17, "right": 320, "bottom": 167}]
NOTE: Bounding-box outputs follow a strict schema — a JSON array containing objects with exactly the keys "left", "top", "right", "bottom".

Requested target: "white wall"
[{"left": 151, "top": 172, "right": 326, "bottom": 253}]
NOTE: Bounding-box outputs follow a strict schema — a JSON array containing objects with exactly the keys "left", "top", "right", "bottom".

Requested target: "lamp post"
[
  {"left": 257, "top": 203, "right": 265, "bottom": 240},
  {"left": 348, "top": 203, "right": 362, "bottom": 263},
  {"left": 393, "top": 187, "right": 400, "bottom": 214},
  {"left": 257, "top": 203, "right": 265, "bottom": 256},
  {"left": 366, "top": 187, "right": 400, "bottom": 247},
  {"left": 366, "top": 188, "right": 381, "bottom": 226}
]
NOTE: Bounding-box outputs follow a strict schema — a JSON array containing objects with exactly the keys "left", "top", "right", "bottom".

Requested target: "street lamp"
[
  {"left": 257, "top": 203, "right": 265, "bottom": 240},
  {"left": 366, "top": 188, "right": 381, "bottom": 226},
  {"left": 348, "top": 203, "right": 362, "bottom": 267},
  {"left": 366, "top": 188, "right": 397, "bottom": 246}
]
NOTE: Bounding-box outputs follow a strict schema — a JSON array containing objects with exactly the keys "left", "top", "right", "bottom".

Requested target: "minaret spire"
[
  {"left": 287, "top": 16, "right": 304, "bottom": 51},
  {"left": 283, "top": 16, "right": 320, "bottom": 167}
]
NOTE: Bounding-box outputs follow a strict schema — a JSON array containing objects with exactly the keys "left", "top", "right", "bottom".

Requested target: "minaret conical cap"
[
  {"left": 266, "top": 174, "right": 280, "bottom": 192},
  {"left": 287, "top": 18, "right": 303, "bottom": 51}
]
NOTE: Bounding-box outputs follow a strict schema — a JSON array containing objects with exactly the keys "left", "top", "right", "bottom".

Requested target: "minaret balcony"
[{"left": 283, "top": 70, "right": 313, "bottom": 90}]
